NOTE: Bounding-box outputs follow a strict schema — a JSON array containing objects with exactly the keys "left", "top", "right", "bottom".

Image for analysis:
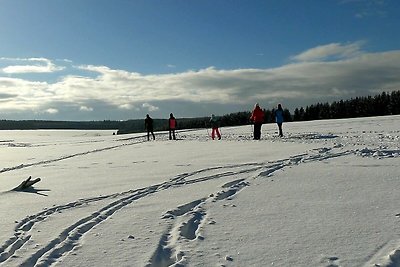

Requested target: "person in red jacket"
[
  {"left": 168, "top": 113, "right": 177, "bottom": 140},
  {"left": 250, "top": 103, "right": 264, "bottom": 140}
]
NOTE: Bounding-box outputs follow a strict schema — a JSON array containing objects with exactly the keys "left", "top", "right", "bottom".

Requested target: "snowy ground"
[{"left": 0, "top": 115, "right": 399, "bottom": 267}]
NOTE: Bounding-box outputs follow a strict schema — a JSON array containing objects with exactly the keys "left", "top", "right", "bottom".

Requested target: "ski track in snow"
[
  {"left": 1, "top": 130, "right": 400, "bottom": 266},
  {"left": 0, "top": 135, "right": 147, "bottom": 174}
]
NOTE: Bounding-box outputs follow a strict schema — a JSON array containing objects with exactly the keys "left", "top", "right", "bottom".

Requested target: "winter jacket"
[
  {"left": 145, "top": 117, "right": 153, "bottom": 131},
  {"left": 169, "top": 117, "right": 177, "bottom": 129},
  {"left": 275, "top": 109, "right": 284, "bottom": 124},
  {"left": 210, "top": 115, "right": 219, "bottom": 128},
  {"left": 250, "top": 106, "right": 264, "bottom": 123}
]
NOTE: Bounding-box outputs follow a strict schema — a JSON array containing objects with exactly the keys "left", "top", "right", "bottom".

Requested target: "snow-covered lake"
[{"left": 0, "top": 115, "right": 399, "bottom": 267}]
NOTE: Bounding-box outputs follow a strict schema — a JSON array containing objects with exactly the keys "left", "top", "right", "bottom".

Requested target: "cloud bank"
[{"left": 0, "top": 42, "right": 399, "bottom": 120}]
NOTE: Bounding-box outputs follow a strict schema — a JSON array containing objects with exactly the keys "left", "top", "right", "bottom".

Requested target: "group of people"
[
  {"left": 144, "top": 113, "right": 177, "bottom": 141},
  {"left": 250, "top": 103, "right": 284, "bottom": 140},
  {"left": 144, "top": 103, "right": 284, "bottom": 141}
]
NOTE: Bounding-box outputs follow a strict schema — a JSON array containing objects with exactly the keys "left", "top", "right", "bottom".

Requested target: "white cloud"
[
  {"left": 355, "top": 10, "right": 387, "bottom": 18},
  {"left": 80, "top": 106, "right": 93, "bottom": 112},
  {"left": 292, "top": 41, "right": 364, "bottom": 62},
  {"left": 1, "top": 57, "right": 65, "bottom": 74},
  {"left": 1, "top": 45, "right": 400, "bottom": 119},
  {"left": 142, "top": 103, "right": 159, "bottom": 112},
  {"left": 340, "top": 0, "right": 388, "bottom": 19},
  {"left": 45, "top": 108, "right": 58, "bottom": 114},
  {"left": 119, "top": 104, "right": 139, "bottom": 110}
]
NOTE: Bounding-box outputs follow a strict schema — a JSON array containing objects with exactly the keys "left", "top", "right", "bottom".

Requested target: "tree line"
[
  {"left": 293, "top": 90, "right": 400, "bottom": 121},
  {"left": 0, "top": 90, "right": 399, "bottom": 134},
  {"left": 164, "top": 90, "right": 399, "bottom": 132},
  {"left": 0, "top": 120, "right": 121, "bottom": 131}
]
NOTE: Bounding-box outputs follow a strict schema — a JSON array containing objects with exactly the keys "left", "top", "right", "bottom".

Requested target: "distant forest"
[
  {"left": 1, "top": 90, "right": 399, "bottom": 134},
  {"left": 292, "top": 90, "right": 400, "bottom": 121}
]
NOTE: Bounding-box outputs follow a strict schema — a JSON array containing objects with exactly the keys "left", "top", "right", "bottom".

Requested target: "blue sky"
[{"left": 0, "top": 0, "right": 399, "bottom": 120}]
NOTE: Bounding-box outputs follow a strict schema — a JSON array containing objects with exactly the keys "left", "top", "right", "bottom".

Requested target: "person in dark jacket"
[
  {"left": 275, "top": 103, "right": 284, "bottom": 137},
  {"left": 144, "top": 114, "right": 155, "bottom": 141},
  {"left": 250, "top": 103, "right": 264, "bottom": 140},
  {"left": 168, "top": 113, "right": 177, "bottom": 140}
]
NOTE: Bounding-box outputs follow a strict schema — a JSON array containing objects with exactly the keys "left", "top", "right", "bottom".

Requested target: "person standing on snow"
[
  {"left": 250, "top": 103, "right": 264, "bottom": 140},
  {"left": 209, "top": 114, "right": 221, "bottom": 140},
  {"left": 144, "top": 114, "right": 155, "bottom": 141},
  {"left": 275, "top": 103, "right": 284, "bottom": 137},
  {"left": 168, "top": 113, "right": 177, "bottom": 140}
]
